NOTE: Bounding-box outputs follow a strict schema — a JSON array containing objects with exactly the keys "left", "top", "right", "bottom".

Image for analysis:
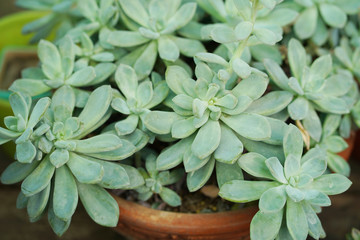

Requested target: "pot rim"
[{"left": 112, "top": 193, "right": 258, "bottom": 217}]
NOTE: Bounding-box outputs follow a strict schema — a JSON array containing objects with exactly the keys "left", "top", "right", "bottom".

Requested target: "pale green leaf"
[
  {"left": 21, "top": 156, "right": 55, "bottom": 196},
  {"left": 219, "top": 180, "right": 280, "bottom": 202},
  {"left": 259, "top": 185, "right": 286, "bottom": 213},
  {"left": 294, "top": 6, "right": 318, "bottom": 39},
  {"left": 77, "top": 182, "right": 119, "bottom": 227},
  {"left": 53, "top": 166, "right": 78, "bottom": 221},
  {"left": 286, "top": 199, "right": 308, "bottom": 240},
  {"left": 250, "top": 210, "right": 283, "bottom": 240},
  {"left": 192, "top": 120, "right": 221, "bottom": 159},
  {"left": 221, "top": 113, "right": 271, "bottom": 141},
  {"left": 319, "top": 3, "right": 347, "bottom": 28},
  {"left": 67, "top": 153, "right": 104, "bottom": 184},
  {"left": 27, "top": 183, "right": 50, "bottom": 219},
  {"left": 214, "top": 124, "right": 243, "bottom": 164},
  {"left": 187, "top": 157, "right": 215, "bottom": 192}
]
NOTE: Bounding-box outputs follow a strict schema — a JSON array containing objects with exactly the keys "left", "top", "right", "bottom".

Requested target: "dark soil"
[{"left": 113, "top": 173, "right": 250, "bottom": 214}]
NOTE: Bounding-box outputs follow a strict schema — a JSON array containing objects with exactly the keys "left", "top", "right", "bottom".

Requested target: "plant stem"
[{"left": 227, "top": 0, "right": 259, "bottom": 74}]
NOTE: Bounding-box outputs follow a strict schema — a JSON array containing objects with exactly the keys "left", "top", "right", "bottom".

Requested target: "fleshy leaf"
[
  {"left": 77, "top": 182, "right": 119, "bottom": 227},
  {"left": 283, "top": 124, "right": 303, "bottom": 160},
  {"left": 214, "top": 124, "right": 243, "bottom": 164},
  {"left": 216, "top": 161, "right": 243, "bottom": 187},
  {"left": 221, "top": 113, "right": 271, "bottom": 141},
  {"left": 1, "top": 160, "right": 39, "bottom": 184},
  {"left": 187, "top": 157, "right": 215, "bottom": 192},
  {"left": 219, "top": 180, "right": 280, "bottom": 202},
  {"left": 91, "top": 159, "right": 130, "bottom": 189},
  {"left": 286, "top": 199, "right": 308, "bottom": 240},
  {"left": 250, "top": 210, "right": 283, "bottom": 240},
  {"left": 238, "top": 152, "right": 274, "bottom": 180},
  {"left": 53, "top": 166, "right": 78, "bottom": 221},
  {"left": 159, "top": 188, "right": 181, "bottom": 207},
  {"left": 259, "top": 185, "right": 286, "bottom": 213},
  {"left": 21, "top": 156, "right": 55, "bottom": 197},
  {"left": 74, "top": 134, "right": 122, "bottom": 154},
  {"left": 307, "top": 174, "right": 352, "bottom": 195},
  {"left": 67, "top": 153, "right": 104, "bottom": 184},
  {"left": 27, "top": 183, "right": 50, "bottom": 219},
  {"left": 144, "top": 111, "right": 182, "bottom": 134},
  {"left": 192, "top": 120, "right": 221, "bottom": 159},
  {"left": 157, "top": 137, "right": 193, "bottom": 170}
]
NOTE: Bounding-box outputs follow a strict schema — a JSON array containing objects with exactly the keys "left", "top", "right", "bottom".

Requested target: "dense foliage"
[{"left": 1, "top": 0, "right": 360, "bottom": 239}]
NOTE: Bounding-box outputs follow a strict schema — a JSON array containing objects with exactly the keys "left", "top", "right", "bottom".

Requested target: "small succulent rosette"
[
  {"left": 220, "top": 125, "right": 352, "bottom": 240},
  {"left": 291, "top": 0, "right": 360, "bottom": 45},
  {"left": 264, "top": 38, "right": 358, "bottom": 143},
  {"left": 135, "top": 149, "right": 184, "bottom": 207}
]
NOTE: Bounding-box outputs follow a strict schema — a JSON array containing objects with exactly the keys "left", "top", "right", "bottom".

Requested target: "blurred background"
[{"left": 0, "top": 1, "right": 359, "bottom": 239}]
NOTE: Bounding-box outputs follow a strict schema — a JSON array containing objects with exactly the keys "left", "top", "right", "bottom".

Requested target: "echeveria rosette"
[
  {"left": 264, "top": 38, "right": 357, "bottom": 143},
  {"left": 107, "top": 0, "right": 206, "bottom": 79},
  {"left": 111, "top": 64, "right": 169, "bottom": 148},
  {"left": 219, "top": 125, "right": 352, "bottom": 240},
  {"left": 16, "top": 0, "right": 76, "bottom": 43},
  {"left": 318, "top": 114, "right": 351, "bottom": 176},
  {"left": 10, "top": 38, "right": 115, "bottom": 108},
  {"left": 194, "top": 52, "right": 269, "bottom": 87},
  {"left": 345, "top": 17, "right": 360, "bottom": 47},
  {"left": 199, "top": 0, "right": 297, "bottom": 45},
  {"left": 0, "top": 92, "right": 51, "bottom": 163},
  {"left": 197, "top": 0, "right": 297, "bottom": 64},
  {"left": 292, "top": 0, "right": 360, "bottom": 46},
  {"left": 0, "top": 85, "right": 144, "bottom": 236},
  {"left": 75, "top": 0, "right": 119, "bottom": 49},
  {"left": 135, "top": 150, "right": 184, "bottom": 207},
  {"left": 143, "top": 62, "right": 292, "bottom": 191},
  {"left": 73, "top": 32, "right": 118, "bottom": 71},
  {"left": 334, "top": 38, "right": 360, "bottom": 80}
]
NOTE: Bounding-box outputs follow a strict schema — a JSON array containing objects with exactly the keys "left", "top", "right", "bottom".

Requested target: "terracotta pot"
[
  {"left": 113, "top": 195, "right": 257, "bottom": 240},
  {"left": 338, "top": 131, "right": 356, "bottom": 161}
]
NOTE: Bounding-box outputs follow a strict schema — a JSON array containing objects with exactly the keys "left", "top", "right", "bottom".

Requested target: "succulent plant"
[
  {"left": 220, "top": 125, "right": 352, "bottom": 240},
  {"left": 199, "top": 0, "right": 297, "bottom": 45},
  {"left": 198, "top": 0, "right": 298, "bottom": 66},
  {"left": 107, "top": 0, "right": 205, "bottom": 79},
  {"left": 74, "top": 0, "right": 119, "bottom": 49},
  {"left": 264, "top": 38, "right": 358, "bottom": 143},
  {"left": 16, "top": 0, "right": 76, "bottom": 43},
  {"left": 1, "top": 0, "right": 359, "bottom": 238},
  {"left": 135, "top": 150, "right": 184, "bottom": 207},
  {"left": 1, "top": 86, "right": 144, "bottom": 235},
  {"left": 345, "top": 16, "right": 360, "bottom": 47},
  {"left": 111, "top": 64, "right": 168, "bottom": 141},
  {"left": 318, "top": 114, "right": 351, "bottom": 176},
  {"left": 10, "top": 37, "right": 116, "bottom": 107},
  {"left": 334, "top": 38, "right": 360, "bottom": 80},
  {"left": 291, "top": 0, "right": 360, "bottom": 45},
  {"left": 0, "top": 92, "right": 50, "bottom": 154},
  {"left": 72, "top": 32, "right": 117, "bottom": 70},
  {"left": 143, "top": 59, "right": 294, "bottom": 191}
]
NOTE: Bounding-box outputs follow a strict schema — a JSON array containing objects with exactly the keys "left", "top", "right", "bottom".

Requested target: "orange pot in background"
[{"left": 338, "top": 131, "right": 356, "bottom": 161}]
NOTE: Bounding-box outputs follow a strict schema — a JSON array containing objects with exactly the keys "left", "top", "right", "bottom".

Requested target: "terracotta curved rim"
[{"left": 113, "top": 194, "right": 258, "bottom": 235}]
